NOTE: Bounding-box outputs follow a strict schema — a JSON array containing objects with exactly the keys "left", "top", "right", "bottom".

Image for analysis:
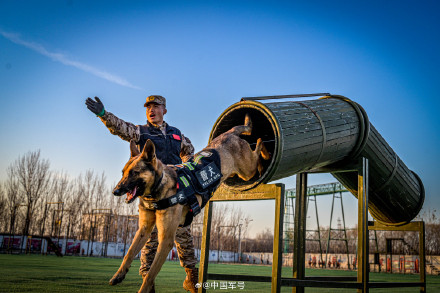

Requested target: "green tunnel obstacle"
[{"left": 209, "top": 95, "right": 424, "bottom": 225}]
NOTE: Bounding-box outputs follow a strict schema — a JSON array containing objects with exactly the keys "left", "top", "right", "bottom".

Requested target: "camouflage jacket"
[{"left": 99, "top": 111, "right": 194, "bottom": 162}]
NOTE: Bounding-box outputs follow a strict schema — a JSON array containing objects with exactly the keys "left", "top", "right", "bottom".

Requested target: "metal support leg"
[
  {"left": 357, "top": 158, "right": 369, "bottom": 293},
  {"left": 272, "top": 184, "right": 285, "bottom": 293},
  {"left": 325, "top": 191, "right": 336, "bottom": 267},
  {"left": 419, "top": 222, "right": 426, "bottom": 293},
  {"left": 292, "top": 173, "right": 308, "bottom": 293},
  {"left": 199, "top": 201, "right": 213, "bottom": 293}
]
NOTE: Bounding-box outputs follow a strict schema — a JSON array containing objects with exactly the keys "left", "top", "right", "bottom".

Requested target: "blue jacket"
[{"left": 138, "top": 122, "right": 182, "bottom": 165}]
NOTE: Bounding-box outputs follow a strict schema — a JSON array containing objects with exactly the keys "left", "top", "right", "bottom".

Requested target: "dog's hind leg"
[
  {"left": 257, "top": 138, "right": 270, "bottom": 160},
  {"left": 236, "top": 138, "right": 270, "bottom": 181},
  {"left": 110, "top": 209, "right": 155, "bottom": 286},
  {"left": 255, "top": 138, "right": 270, "bottom": 176}
]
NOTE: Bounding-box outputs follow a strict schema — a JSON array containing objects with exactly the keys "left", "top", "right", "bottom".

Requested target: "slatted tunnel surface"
[{"left": 209, "top": 96, "right": 424, "bottom": 225}]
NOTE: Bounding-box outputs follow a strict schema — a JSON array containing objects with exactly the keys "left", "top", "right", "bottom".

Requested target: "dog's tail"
[
  {"left": 244, "top": 113, "right": 252, "bottom": 129},
  {"left": 230, "top": 113, "right": 252, "bottom": 136},
  {"left": 241, "top": 113, "right": 252, "bottom": 135}
]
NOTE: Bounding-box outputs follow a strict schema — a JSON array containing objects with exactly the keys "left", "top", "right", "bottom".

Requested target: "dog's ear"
[
  {"left": 130, "top": 140, "right": 140, "bottom": 157},
  {"left": 141, "top": 139, "right": 156, "bottom": 163}
]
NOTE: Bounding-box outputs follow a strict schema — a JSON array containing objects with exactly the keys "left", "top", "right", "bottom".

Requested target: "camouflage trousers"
[{"left": 139, "top": 225, "right": 197, "bottom": 275}]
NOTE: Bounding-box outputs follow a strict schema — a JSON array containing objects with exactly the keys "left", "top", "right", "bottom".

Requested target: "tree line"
[
  {"left": 0, "top": 150, "right": 140, "bottom": 243},
  {"left": 1, "top": 150, "right": 439, "bottom": 256},
  {"left": 0, "top": 150, "right": 253, "bottom": 250}
]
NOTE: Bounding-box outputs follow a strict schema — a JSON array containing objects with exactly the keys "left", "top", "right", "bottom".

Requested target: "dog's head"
[{"left": 113, "top": 139, "right": 163, "bottom": 203}]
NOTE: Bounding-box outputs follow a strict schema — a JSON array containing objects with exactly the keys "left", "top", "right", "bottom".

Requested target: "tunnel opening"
[{"left": 209, "top": 103, "right": 279, "bottom": 190}]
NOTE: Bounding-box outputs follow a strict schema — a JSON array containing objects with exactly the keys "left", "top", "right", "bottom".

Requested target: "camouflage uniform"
[
  {"left": 98, "top": 111, "right": 197, "bottom": 272},
  {"left": 140, "top": 225, "right": 197, "bottom": 272},
  {"left": 99, "top": 111, "right": 194, "bottom": 162}
]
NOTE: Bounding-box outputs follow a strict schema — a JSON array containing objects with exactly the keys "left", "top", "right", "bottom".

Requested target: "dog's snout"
[{"left": 113, "top": 188, "right": 122, "bottom": 196}]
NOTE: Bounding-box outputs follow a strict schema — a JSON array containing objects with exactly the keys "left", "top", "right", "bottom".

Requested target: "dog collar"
[{"left": 149, "top": 171, "right": 164, "bottom": 197}]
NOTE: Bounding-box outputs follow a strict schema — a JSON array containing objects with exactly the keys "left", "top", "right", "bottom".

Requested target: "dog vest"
[
  {"left": 138, "top": 123, "right": 182, "bottom": 165},
  {"left": 152, "top": 149, "right": 222, "bottom": 226}
]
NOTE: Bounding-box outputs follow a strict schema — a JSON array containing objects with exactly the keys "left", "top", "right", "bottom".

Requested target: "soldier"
[{"left": 85, "top": 95, "right": 199, "bottom": 293}]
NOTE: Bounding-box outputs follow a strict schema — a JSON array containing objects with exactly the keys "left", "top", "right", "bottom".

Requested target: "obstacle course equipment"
[{"left": 209, "top": 95, "right": 424, "bottom": 225}]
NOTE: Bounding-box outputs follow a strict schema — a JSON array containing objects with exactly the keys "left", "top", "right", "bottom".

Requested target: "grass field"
[{"left": 0, "top": 254, "right": 439, "bottom": 292}]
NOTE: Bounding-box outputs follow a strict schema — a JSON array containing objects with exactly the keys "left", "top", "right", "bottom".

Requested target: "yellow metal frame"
[
  {"left": 198, "top": 183, "right": 285, "bottom": 293},
  {"left": 198, "top": 157, "right": 426, "bottom": 293},
  {"left": 368, "top": 221, "right": 426, "bottom": 292}
]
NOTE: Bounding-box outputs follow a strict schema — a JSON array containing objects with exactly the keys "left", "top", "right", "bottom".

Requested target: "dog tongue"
[{"left": 126, "top": 186, "right": 137, "bottom": 202}]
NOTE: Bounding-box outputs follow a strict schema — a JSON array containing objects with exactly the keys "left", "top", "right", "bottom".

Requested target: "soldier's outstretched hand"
[{"left": 86, "top": 96, "right": 105, "bottom": 117}]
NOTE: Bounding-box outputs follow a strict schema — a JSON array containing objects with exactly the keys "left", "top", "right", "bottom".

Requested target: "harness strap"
[
  {"left": 152, "top": 175, "right": 201, "bottom": 227},
  {"left": 152, "top": 191, "right": 185, "bottom": 210},
  {"left": 149, "top": 149, "right": 221, "bottom": 227}
]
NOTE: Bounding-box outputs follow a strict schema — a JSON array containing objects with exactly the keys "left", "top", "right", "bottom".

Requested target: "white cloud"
[{"left": 0, "top": 30, "right": 144, "bottom": 91}]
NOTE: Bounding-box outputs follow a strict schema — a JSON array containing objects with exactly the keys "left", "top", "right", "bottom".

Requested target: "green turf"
[{"left": 0, "top": 254, "right": 439, "bottom": 292}]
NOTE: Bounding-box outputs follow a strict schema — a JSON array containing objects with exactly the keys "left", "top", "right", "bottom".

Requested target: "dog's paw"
[
  {"left": 109, "top": 273, "right": 126, "bottom": 286},
  {"left": 138, "top": 281, "right": 155, "bottom": 293}
]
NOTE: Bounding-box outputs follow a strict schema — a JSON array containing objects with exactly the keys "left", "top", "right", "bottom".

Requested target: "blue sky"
[{"left": 1, "top": 0, "right": 439, "bottom": 234}]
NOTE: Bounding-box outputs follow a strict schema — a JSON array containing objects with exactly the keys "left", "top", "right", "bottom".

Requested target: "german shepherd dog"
[{"left": 110, "top": 115, "right": 269, "bottom": 293}]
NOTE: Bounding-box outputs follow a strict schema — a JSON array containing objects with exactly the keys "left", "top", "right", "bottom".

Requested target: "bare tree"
[
  {"left": 20, "top": 151, "right": 50, "bottom": 235},
  {"left": 78, "top": 170, "right": 108, "bottom": 210},
  {"left": 190, "top": 204, "right": 252, "bottom": 254},
  {"left": 39, "top": 171, "right": 74, "bottom": 238},
  {"left": 7, "top": 150, "right": 51, "bottom": 236},
  {"left": 0, "top": 150, "right": 146, "bottom": 247},
  {"left": 254, "top": 228, "right": 274, "bottom": 252},
  {"left": 0, "top": 183, "right": 7, "bottom": 231},
  {"left": 74, "top": 170, "right": 111, "bottom": 241},
  {"left": 422, "top": 209, "right": 440, "bottom": 255},
  {"left": 55, "top": 174, "right": 81, "bottom": 239},
  {"left": 3, "top": 166, "right": 21, "bottom": 235}
]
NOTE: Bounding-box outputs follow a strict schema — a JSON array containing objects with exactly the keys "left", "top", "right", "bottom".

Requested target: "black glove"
[{"left": 85, "top": 97, "right": 105, "bottom": 117}]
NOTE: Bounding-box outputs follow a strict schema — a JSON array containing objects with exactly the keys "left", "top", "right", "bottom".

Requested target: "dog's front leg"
[
  {"left": 138, "top": 208, "right": 180, "bottom": 293},
  {"left": 110, "top": 209, "right": 155, "bottom": 286}
]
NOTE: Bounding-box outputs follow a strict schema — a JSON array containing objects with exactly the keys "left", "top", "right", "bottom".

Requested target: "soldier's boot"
[{"left": 183, "top": 267, "right": 199, "bottom": 293}]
